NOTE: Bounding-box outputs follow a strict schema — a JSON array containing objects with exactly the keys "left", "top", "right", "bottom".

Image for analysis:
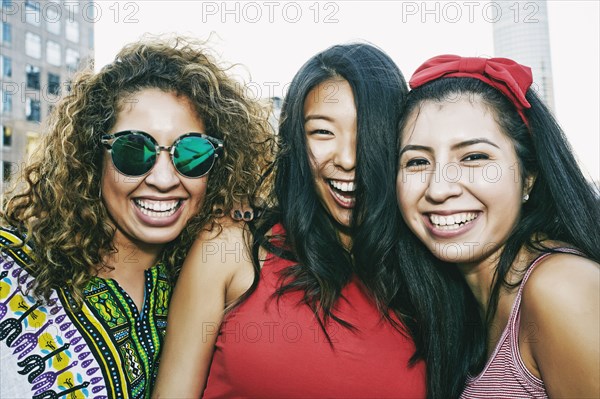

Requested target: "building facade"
[
  {"left": 493, "top": 0, "right": 554, "bottom": 109},
  {"left": 1, "top": 0, "right": 94, "bottom": 191}
]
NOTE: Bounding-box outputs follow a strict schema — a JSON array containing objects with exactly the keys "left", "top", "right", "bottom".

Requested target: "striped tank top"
[{"left": 460, "top": 248, "right": 581, "bottom": 398}]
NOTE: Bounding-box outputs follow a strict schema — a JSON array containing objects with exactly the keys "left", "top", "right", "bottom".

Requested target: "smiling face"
[
  {"left": 396, "top": 96, "right": 531, "bottom": 266},
  {"left": 304, "top": 79, "right": 357, "bottom": 238},
  {"left": 101, "top": 88, "right": 208, "bottom": 251}
]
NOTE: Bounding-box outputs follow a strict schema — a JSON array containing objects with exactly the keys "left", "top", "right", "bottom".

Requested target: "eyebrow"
[
  {"left": 399, "top": 138, "right": 500, "bottom": 155},
  {"left": 304, "top": 114, "right": 334, "bottom": 122}
]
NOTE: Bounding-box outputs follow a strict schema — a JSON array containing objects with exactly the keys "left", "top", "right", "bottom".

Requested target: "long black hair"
[
  {"left": 248, "top": 43, "right": 475, "bottom": 398},
  {"left": 399, "top": 77, "right": 600, "bottom": 378}
]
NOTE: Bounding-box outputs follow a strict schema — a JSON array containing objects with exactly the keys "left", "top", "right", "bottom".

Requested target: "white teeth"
[
  {"left": 329, "top": 180, "right": 355, "bottom": 192},
  {"left": 331, "top": 189, "right": 355, "bottom": 207},
  {"left": 134, "top": 199, "right": 180, "bottom": 217},
  {"left": 429, "top": 212, "right": 478, "bottom": 229}
]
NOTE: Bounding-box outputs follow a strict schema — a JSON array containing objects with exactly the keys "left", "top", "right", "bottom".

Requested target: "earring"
[{"left": 522, "top": 194, "right": 529, "bottom": 203}]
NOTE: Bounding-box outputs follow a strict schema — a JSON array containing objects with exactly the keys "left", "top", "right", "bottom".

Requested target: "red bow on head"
[{"left": 409, "top": 55, "right": 533, "bottom": 125}]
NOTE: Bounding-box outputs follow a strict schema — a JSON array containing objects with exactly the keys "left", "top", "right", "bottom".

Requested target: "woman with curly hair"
[
  {"left": 154, "top": 43, "right": 471, "bottom": 399},
  {"left": 0, "top": 37, "right": 273, "bottom": 399}
]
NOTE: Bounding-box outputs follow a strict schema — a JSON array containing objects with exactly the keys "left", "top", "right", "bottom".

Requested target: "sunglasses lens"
[
  {"left": 173, "top": 136, "right": 216, "bottom": 177},
  {"left": 111, "top": 133, "right": 156, "bottom": 176}
]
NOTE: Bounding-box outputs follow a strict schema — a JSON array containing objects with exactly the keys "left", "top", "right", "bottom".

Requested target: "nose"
[
  {"left": 425, "top": 162, "right": 463, "bottom": 203},
  {"left": 144, "top": 150, "right": 181, "bottom": 191},
  {"left": 333, "top": 133, "right": 356, "bottom": 171}
]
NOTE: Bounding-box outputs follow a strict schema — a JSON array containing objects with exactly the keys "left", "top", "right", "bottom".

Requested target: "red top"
[{"left": 202, "top": 225, "right": 426, "bottom": 398}]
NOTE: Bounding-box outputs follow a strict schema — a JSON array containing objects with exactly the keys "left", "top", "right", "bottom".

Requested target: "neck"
[
  {"left": 96, "top": 232, "right": 164, "bottom": 279},
  {"left": 458, "top": 259, "right": 496, "bottom": 316},
  {"left": 456, "top": 243, "right": 507, "bottom": 315},
  {"left": 339, "top": 231, "right": 352, "bottom": 251},
  {"left": 336, "top": 221, "right": 353, "bottom": 251},
  {"left": 457, "top": 244, "right": 534, "bottom": 317}
]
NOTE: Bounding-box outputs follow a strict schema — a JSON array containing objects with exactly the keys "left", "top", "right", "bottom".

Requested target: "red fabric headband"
[{"left": 409, "top": 55, "right": 533, "bottom": 125}]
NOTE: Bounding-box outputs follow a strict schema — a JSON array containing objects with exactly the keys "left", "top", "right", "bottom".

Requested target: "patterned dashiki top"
[{"left": 0, "top": 226, "right": 172, "bottom": 398}]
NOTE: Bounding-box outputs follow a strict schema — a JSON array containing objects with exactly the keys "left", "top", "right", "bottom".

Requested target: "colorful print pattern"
[{"left": 0, "top": 227, "right": 172, "bottom": 398}]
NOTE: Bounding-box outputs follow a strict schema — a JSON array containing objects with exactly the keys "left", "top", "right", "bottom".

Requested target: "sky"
[{"left": 93, "top": 0, "right": 599, "bottom": 181}]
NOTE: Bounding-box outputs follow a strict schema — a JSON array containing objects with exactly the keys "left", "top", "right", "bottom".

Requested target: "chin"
[
  {"left": 139, "top": 230, "right": 181, "bottom": 246},
  {"left": 429, "top": 243, "right": 470, "bottom": 264},
  {"left": 333, "top": 213, "right": 352, "bottom": 228}
]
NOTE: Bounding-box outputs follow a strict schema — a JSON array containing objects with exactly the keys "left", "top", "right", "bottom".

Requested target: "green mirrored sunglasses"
[{"left": 101, "top": 130, "right": 223, "bottom": 178}]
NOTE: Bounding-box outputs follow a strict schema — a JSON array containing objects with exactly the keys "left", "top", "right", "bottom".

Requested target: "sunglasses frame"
[{"left": 101, "top": 130, "right": 224, "bottom": 178}]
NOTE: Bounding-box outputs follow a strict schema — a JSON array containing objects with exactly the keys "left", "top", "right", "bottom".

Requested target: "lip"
[
  {"left": 328, "top": 177, "right": 354, "bottom": 182},
  {"left": 326, "top": 180, "right": 355, "bottom": 209},
  {"left": 422, "top": 211, "right": 481, "bottom": 239},
  {"left": 132, "top": 198, "right": 186, "bottom": 227},
  {"left": 134, "top": 195, "right": 183, "bottom": 201}
]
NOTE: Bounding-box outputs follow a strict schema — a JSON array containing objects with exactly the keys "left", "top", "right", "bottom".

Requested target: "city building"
[
  {"left": 1, "top": 0, "right": 94, "bottom": 191},
  {"left": 493, "top": 0, "right": 555, "bottom": 109}
]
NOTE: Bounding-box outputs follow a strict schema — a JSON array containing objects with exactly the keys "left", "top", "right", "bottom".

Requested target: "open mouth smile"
[
  {"left": 327, "top": 179, "right": 356, "bottom": 208},
  {"left": 428, "top": 212, "right": 479, "bottom": 230},
  {"left": 133, "top": 199, "right": 182, "bottom": 218}
]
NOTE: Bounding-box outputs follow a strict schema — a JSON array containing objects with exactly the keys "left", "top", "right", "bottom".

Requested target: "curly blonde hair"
[{"left": 1, "top": 36, "right": 275, "bottom": 303}]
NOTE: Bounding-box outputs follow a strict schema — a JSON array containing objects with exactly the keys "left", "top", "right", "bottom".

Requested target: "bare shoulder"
[
  {"left": 522, "top": 252, "right": 599, "bottom": 308},
  {"left": 195, "top": 214, "right": 251, "bottom": 242},
  {"left": 186, "top": 216, "right": 252, "bottom": 270},
  {"left": 520, "top": 252, "right": 599, "bottom": 349},
  {"left": 183, "top": 216, "right": 255, "bottom": 304},
  {"left": 520, "top": 254, "right": 599, "bottom": 396}
]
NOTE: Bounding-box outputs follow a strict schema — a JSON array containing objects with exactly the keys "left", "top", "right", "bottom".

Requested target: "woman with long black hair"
[
  {"left": 155, "top": 43, "right": 471, "bottom": 399},
  {"left": 396, "top": 55, "right": 599, "bottom": 398}
]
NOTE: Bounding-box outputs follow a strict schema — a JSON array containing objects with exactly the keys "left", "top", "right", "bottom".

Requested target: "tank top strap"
[
  {"left": 508, "top": 247, "right": 583, "bottom": 352},
  {"left": 503, "top": 247, "right": 586, "bottom": 389}
]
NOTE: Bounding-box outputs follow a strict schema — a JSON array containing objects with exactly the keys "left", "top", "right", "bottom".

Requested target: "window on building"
[
  {"left": 26, "top": 131, "right": 41, "bottom": 158},
  {"left": 65, "top": 48, "right": 80, "bottom": 71},
  {"left": 66, "top": 20, "right": 79, "bottom": 43},
  {"left": 48, "top": 73, "right": 60, "bottom": 96},
  {"left": 46, "top": 40, "right": 61, "bottom": 66},
  {"left": 45, "top": 5, "right": 61, "bottom": 35},
  {"left": 25, "top": 32, "right": 42, "bottom": 59},
  {"left": 1, "top": 22, "right": 11, "bottom": 44},
  {"left": 26, "top": 64, "right": 41, "bottom": 90},
  {"left": 0, "top": 91, "right": 12, "bottom": 114},
  {"left": 1, "top": 56, "right": 11, "bottom": 78},
  {"left": 2, "top": 125, "right": 12, "bottom": 147},
  {"left": 26, "top": 97, "right": 41, "bottom": 122},
  {"left": 3, "top": 161, "right": 13, "bottom": 182},
  {"left": 2, "top": 0, "right": 13, "bottom": 10},
  {"left": 25, "top": 0, "right": 41, "bottom": 26},
  {"left": 89, "top": 28, "right": 94, "bottom": 50}
]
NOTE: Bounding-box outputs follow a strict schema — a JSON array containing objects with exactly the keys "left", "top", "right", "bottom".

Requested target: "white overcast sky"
[{"left": 93, "top": 1, "right": 599, "bottom": 181}]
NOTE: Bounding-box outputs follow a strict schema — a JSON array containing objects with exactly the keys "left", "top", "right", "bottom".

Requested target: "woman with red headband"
[{"left": 396, "top": 55, "right": 599, "bottom": 397}]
